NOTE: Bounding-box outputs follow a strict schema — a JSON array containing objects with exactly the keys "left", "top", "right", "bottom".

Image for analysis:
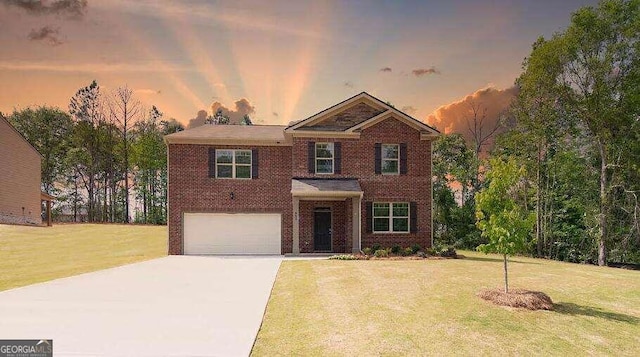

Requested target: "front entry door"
[{"left": 314, "top": 210, "right": 332, "bottom": 251}]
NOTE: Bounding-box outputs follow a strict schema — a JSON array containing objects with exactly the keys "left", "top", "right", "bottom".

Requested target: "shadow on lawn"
[
  {"left": 555, "top": 302, "right": 639, "bottom": 324},
  {"left": 463, "top": 256, "right": 540, "bottom": 265}
]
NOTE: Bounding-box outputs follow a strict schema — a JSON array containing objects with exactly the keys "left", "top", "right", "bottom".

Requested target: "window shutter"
[
  {"left": 365, "top": 201, "right": 373, "bottom": 233},
  {"left": 208, "top": 148, "right": 216, "bottom": 178},
  {"left": 252, "top": 149, "right": 259, "bottom": 179},
  {"left": 410, "top": 201, "right": 418, "bottom": 233},
  {"left": 400, "top": 143, "right": 408, "bottom": 175},
  {"left": 308, "top": 141, "right": 316, "bottom": 174},
  {"left": 334, "top": 142, "right": 342, "bottom": 174},
  {"left": 374, "top": 143, "right": 382, "bottom": 174}
]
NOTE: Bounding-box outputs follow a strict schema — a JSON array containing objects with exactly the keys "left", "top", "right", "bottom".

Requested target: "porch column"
[
  {"left": 293, "top": 197, "right": 300, "bottom": 255},
  {"left": 351, "top": 196, "right": 361, "bottom": 253}
]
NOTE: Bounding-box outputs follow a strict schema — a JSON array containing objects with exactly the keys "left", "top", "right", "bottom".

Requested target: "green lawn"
[
  {"left": 0, "top": 223, "right": 167, "bottom": 291},
  {"left": 253, "top": 251, "right": 640, "bottom": 356}
]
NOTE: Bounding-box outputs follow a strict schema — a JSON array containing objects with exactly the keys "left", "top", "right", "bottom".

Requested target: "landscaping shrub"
[
  {"left": 329, "top": 254, "right": 358, "bottom": 260},
  {"left": 403, "top": 247, "right": 414, "bottom": 256},
  {"left": 440, "top": 247, "right": 457, "bottom": 258},
  {"left": 362, "top": 247, "right": 372, "bottom": 256},
  {"left": 371, "top": 244, "right": 382, "bottom": 253},
  {"left": 425, "top": 247, "right": 438, "bottom": 256},
  {"left": 411, "top": 244, "right": 421, "bottom": 254},
  {"left": 374, "top": 249, "right": 388, "bottom": 258},
  {"left": 391, "top": 245, "right": 401, "bottom": 255}
]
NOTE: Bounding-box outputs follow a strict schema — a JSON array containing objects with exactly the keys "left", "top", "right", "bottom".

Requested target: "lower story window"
[{"left": 373, "top": 202, "right": 409, "bottom": 233}]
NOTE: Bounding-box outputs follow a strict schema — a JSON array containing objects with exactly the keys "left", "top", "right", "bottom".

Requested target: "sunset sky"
[{"left": 0, "top": 0, "right": 598, "bottom": 131}]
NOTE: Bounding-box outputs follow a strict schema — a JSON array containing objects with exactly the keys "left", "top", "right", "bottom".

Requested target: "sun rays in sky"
[
  {"left": 95, "top": 0, "right": 334, "bottom": 125},
  {"left": 0, "top": 0, "right": 599, "bottom": 128}
]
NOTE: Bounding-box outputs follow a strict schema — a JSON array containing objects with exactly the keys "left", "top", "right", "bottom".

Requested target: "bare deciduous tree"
[
  {"left": 465, "top": 101, "right": 502, "bottom": 157},
  {"left": 108, "top": 86, "right": 142, "bottom": 223}
]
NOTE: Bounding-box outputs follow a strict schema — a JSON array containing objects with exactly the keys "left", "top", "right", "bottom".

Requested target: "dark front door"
[{"left": 314, "top": 210, "right": 332, "bottom": 251}]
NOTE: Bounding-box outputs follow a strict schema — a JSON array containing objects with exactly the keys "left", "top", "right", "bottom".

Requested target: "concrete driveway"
[{"left": 0, "top": 256, "right": 282, "bottom": 357}]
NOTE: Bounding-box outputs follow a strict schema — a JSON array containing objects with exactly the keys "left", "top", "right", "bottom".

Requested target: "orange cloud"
[{"left": 426, "top": 85, "right": 518, "bottom": 143}]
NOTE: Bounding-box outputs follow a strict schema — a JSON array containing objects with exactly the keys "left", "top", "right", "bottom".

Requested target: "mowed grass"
[
  {"left": 253, "top": 251, "right": 640, "bottom": 356},
  {"left": 0, "top": 223, "right": 167, "bottom": 291}
]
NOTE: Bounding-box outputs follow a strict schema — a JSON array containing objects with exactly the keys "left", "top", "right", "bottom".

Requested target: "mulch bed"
[
  {"left": 477, "top": 288, "right": 554, "bottom": 310},
  {"left": 330, "top": 253, "right": 465, "bottom": 260},
  {"left": 361, "top": 254, "right": 463, "bottom": 260}
]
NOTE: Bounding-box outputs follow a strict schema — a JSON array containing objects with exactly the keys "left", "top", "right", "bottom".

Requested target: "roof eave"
[
  {"left": 291, "top": 190, "right": 364, "bottom": 198},
  {"left": 165, "top": 138, "right": 292, "bottom": 146}
]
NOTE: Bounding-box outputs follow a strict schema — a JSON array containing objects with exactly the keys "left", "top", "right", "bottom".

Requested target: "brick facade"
[
  {"left": 168, "top": 144, "right": 293, "bottom": 254},
  {"left": 291, "top": 118, "right": 432, "bottom": 250},
  {"left": 0, "top": 116, "right": 42, "bottom": 225},
  {"left": 168, "top": 108, "right": 434, "bottom": 255}
]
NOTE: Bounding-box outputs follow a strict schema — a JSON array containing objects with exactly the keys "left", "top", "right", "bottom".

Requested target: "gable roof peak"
[{"left": 286, "top": 91, "right": 440, "bottom": 135}]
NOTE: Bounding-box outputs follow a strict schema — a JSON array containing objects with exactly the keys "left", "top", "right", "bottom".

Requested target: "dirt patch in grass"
[{"left": 478, "top": 288, "right": 554, "bottom": 310}]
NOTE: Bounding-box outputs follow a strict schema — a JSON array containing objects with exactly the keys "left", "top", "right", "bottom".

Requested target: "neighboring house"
[
  {"left": 56, "top": 205, "right": 89, "bottom": 223},
  {"left": 165, "top": 92, "right": 440, "bottom": 255},
  {"left": 0, "top": 114, "right": 49, "bottom": 225}
]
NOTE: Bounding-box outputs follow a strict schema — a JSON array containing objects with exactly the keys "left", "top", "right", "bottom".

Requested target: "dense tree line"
[
  {"left": 434, "top": 0, "right": 640, "bottom": 266},
  {"left": 8, "top": 80, "right": 184, "bottom": 224}
]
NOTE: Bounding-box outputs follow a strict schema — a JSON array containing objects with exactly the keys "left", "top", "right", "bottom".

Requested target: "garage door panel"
[{"left": 184, "top": 213, "right": 281, "bottom": 255}]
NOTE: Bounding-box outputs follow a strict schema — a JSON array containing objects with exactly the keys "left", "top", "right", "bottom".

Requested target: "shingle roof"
[{"left": 164, "top": 124, "right": 291, "bottom": 146}]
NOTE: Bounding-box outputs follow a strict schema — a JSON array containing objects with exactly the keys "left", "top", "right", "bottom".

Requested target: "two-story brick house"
[{"left": 165, "top": 92, "right": 439, "bottom": 255}]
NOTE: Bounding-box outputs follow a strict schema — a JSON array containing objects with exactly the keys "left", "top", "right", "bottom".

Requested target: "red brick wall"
[
  {"left": 0, "top": 118, "right": 42, "bottom": 225},
  {"left": 168, "top": 144, "right": 293, "bottom": 254},
  {"left": 299, "top": 200, "right": 350, "bottom": 253},
  {"left": 292, "top": 117, "right": 433, "bottom": 250}
]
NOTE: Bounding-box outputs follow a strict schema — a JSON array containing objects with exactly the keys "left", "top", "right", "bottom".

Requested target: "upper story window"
[
  {"left": 216, "top": 149, "right": 252, "bottom": 179},
  {"left": 373, "top": 202, "right": 409, "bottom": 233},
  {"left": 381, "top": 144, "right": 399, "bottom": 174},
  {"left": 375, "top": 142, "right": 407, "bottom": 175},
  {"left": 315, "top": 143, "right": 334, "bottom": 174}
]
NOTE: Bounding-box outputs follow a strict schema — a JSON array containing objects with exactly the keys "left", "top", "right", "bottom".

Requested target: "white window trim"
[
  {"left": 216, "top": 149, "right": 252, "bottom": 179},
  {"left": 381, "top": 144, "right": 400, "bottom": 175},
  {"left": 373, "top": 202, "right": 410, "bottom": 233},
  {"left": 315, "top": 142, "right": 334, "bottom": 175}
]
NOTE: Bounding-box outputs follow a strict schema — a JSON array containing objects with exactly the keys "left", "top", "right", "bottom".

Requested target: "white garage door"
[{"left": 183, "top": 213, "right": 282, "bottom": 255}]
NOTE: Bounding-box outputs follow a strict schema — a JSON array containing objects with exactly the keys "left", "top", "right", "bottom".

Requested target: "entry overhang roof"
[{"left": 291, "top": 179, "right": 363, "bottom": 197}]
